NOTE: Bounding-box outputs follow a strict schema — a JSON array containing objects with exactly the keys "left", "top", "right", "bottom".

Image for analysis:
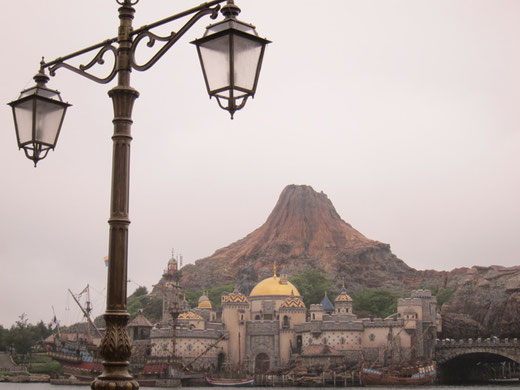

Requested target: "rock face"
[
  {"left": 439, "top": 266, "right": 520, "bottom": 338},
  {"left": 178, "top": 184, "right": 520, "bottom": 338}
]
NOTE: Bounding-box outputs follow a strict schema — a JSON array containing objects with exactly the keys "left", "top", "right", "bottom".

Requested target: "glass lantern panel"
[
  {"left": 34, "top": 98, "right": 65, "bottom": 145},
  {"left": 199, "top": 35, "right": 231, "bottom": 92},
  {"left": 233, "top": 35, "right": 263, "bottom": 91},
  {"left": 13, "top": 100, "right": 34, "bottom": 145}
]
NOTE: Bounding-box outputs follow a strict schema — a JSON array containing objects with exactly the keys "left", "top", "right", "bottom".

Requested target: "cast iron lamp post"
[{"left": 8, "top": 1, "right": 269, "bottom": 389}]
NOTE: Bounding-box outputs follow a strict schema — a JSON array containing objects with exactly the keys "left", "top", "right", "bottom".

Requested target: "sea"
[{"left": 1, "top": 384, "right": 520, "bottom": 390}]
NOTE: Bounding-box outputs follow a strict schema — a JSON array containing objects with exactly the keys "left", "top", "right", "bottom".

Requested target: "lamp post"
[{"left": 7, "top": 1, "right": 269, "bottom": 389}]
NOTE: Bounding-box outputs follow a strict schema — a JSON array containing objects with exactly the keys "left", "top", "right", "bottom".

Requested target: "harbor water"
[{"left": 1, "top": 384, "right": 520, "bottom": 390}]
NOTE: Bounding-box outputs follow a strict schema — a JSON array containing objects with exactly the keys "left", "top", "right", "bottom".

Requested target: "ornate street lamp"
[
  {"left": 8, "top": 66, "right": 71, "bottom": 166},
  {"left": 192, "top": 0, "right": 271, "bottom": 118},
  {"left": 7, "top": 1, "right": 269, "bottom": 389}
]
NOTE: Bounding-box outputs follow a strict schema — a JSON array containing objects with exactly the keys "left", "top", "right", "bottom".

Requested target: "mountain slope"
[{"left": 181, "top": 185, "right": 414, "bottom": 291}]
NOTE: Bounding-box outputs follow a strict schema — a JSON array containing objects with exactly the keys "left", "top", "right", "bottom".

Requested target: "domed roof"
[
  {"left": 280, "top": 295, "right": 305, "bottom": 309},
  {"left": 250, "top": 276, "right": 300, "bottom": 297},
  {"left": 178, "top": 311, "right": 203, "bottom": 320},
  {"left": 223, "top": 290, "right": 248, "bottom": 304},
  {"left": 197, "top": 292, "right": 213, "bottom": 309},
  {"left": 335, "top": 287, "right": 352, "bottom": 302}
]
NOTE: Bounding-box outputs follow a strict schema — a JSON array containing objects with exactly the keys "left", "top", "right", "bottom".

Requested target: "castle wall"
[
  {"left": 246, "top": 320, "right": 280, "bottom": 372},
  {"left": 150, "top": 328, "right": 227, "bottom": 370}
]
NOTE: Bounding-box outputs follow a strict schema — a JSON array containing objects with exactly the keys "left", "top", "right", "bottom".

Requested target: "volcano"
[{"left": 180, "top": 184, "right": 415, "bottom": 291}]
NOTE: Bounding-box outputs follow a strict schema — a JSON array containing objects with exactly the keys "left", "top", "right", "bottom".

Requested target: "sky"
[{"left": 1, "top": 0, "right": 519, "bottom": 328}]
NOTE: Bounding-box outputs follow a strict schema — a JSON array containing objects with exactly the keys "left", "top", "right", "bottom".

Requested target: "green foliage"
[
  {"left": 24, "top": 354, "right": 53, "bottom": 364},
  {"left": 129, "top": 286, "right": 148, "bottom": 299},
  {"left": 4, "top": 315, "right": 52, "bottom": 356},
  {"left": 128, "top": 294, "right": 149, "bottom": 319},
  {"left": 351, "top": 289, "right": 403, "bottom": 319},
  {"left": 436, "top": 288, "right": 455, "bottom": 307},
  {"left": 127, "top": 286, "right": 162, "bottom": 323},
  {"left": 290, "top": 269, "right": 337, "bottom": 308},
  {"left": 28, "top": 360, "right": 62, "bottom": 375},
  {"left": 142, "top": 295, "right": 163, "bottom": 323},
  {"left": 0, "top": 325, "right": 8, "bottom": 352},
  {"left": 185, "top": 283, "right": 234, "bottom": 310},
  {"left": 0, "top": 371, "right": 13, "bottom": 376}
]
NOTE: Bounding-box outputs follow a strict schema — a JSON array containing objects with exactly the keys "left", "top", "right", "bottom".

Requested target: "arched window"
[
  {"left": 322, "top": 337, "right": 327, "bottom": 345},
  {"left": 283, "top": 315, "right": 290, "bottom": 327},
  {"left": 241, "top": 314, "right": 244, "bottom": 320},
  {"left": 341, "top": 337, "right": 345, "bottom": 345},
  {"left": 255, "top": 315, "right": 261, "bottom": 321},
  {"left": 312, "top": 313, "right": 316, "bottom": 320},
  {"left": 369, "top": 333, "right": 375, "bottom": 341}
]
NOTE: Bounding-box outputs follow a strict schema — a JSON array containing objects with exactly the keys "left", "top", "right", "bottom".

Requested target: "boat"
[
  {"left": 46, "top": 286, "right": 104, "bottom": 382},
  {"left": 360, "top": 318, "right": 437, "bottom": 386},
  {"left": 205, "top": 376, "right": 255, "bottom": 387},
  {"left": 361, "top": 364, "right": 436, "bottom": 386}
]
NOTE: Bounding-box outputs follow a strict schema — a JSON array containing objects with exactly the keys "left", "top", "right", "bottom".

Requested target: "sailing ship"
[
  {"left": 360, "top": 318, "right": 437, "bottom": 386},
  {"left": 47, "top": 285, "right": 104, "bottom": 382}
]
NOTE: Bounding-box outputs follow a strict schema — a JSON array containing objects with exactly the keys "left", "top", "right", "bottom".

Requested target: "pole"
[{"left": 92, "top": 2, "right": 139, "bottom": 389}]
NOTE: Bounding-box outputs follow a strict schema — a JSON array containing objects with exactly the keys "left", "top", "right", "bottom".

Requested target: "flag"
[
  {"left": 104, "top": 256, "right": 109, "bottom": 267},
  {"left": 49, "top": 315, "right": 59, "bottom": 330}
]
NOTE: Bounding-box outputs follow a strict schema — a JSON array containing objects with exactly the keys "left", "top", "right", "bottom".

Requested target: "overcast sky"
[{"left": 1, "top": 0, "right": 519, "bottom": 328}]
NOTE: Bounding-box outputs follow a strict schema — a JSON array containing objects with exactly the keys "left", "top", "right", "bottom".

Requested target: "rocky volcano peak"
[{"left": 180, "top": 184, "right": 413, "bottom": 292}]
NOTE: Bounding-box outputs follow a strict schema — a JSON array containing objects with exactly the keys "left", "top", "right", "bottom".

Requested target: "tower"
[{"left": 221, "top": 289, "right": 249, "bottom": 369}]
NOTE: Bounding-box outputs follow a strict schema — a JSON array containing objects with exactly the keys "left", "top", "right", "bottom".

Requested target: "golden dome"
[
  {"left": 178, "top": 311, "right": 203, "bottom": 320},
  {"left": 197, "top": 292, "right": 213, "bottom": 309},
  {"left": 335, "top": 287, "right": 352, "bottom": 302},
  {"left": 249, "top": 276, "right": 300, "bottom": 297}
]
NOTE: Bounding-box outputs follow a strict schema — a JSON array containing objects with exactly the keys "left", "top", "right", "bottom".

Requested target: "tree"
[
  {"left": 351, "top": 289, "right": 403, "bottom": 319},
  {"left": 7, "top": 314, "right": 34, "bottom": 356},
  {"left": 290, "top": 269, "right": 337, "bottom": 308},
  {"left": 0, "top": 325, "right": 8, "bottom": 352}
]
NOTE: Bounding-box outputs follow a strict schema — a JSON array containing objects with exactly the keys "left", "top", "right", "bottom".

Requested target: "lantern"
[
  {"left": 8, "top": 70, "right": 70, "bottom": 166},
  {"left": 192, "top": 1, "right": 271, "bottom": 118}
]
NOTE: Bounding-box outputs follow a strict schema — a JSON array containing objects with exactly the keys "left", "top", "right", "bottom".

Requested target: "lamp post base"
[{"left": 91, "top": 313, "right": 139, "bottom": 390}]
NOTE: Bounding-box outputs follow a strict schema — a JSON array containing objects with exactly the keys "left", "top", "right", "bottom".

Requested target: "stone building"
[{"left": 145, "top": 260, "right": 440, "bottom": 373}]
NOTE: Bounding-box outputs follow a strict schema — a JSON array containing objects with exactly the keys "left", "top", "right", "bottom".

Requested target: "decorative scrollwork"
[
  {"left": 99, "top": 314, "right": 132, "bottom": 361},
  {"left": 117, "top": 0, "right": 139, "bottom": 5},
  {"left": 49, "top": 43, "right": 118, "bottom": 84},
  {"left": 131, "top": 5, "right": 220, "bottom": 72}
]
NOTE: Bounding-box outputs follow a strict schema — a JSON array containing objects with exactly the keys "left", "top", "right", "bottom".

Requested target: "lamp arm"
[
  {"left": 48, "top": 43, "right": 119, "bottom": 84},
  {"left": 39, "top": 0, "right": 226, "bottom": 83},
  {"left": 130, "top": 5, "right": 220, "bottom": 72}
]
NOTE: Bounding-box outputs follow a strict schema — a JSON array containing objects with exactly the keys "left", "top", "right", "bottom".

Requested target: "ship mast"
[{"left": 69, "top": 285, "right": 102, "bottom": 340}]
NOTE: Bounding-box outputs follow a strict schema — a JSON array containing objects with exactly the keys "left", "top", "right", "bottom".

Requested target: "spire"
[{"left": 273, "top": 261, "right": 277, "bottom": 277}]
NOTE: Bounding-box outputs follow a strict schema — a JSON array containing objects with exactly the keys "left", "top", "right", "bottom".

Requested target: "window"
[
  {"left": 341, "top": 337, "right": 345, "bottom": 345},
  {"left": 369, "top": 333, "right": 375, "bottom": 341},
  {"left": 255, "top": 315, "right": 261, "bottom": 320},
  {"left": 312, "top": 313, "right": 316, "bottom": 320},
  {"left": 187, "top": 344, "right": 192, "bottom": 352},
  {"left": 283, "top": 315, "right": 290, "bottom": 327},
  {"left": 322, "top": 337, "right": 327, "bottom": 345}
]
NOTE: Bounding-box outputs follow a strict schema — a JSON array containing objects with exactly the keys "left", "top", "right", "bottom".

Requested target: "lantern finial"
[{"left": 221, "top": 0, "right": 240, "bottom": 19}]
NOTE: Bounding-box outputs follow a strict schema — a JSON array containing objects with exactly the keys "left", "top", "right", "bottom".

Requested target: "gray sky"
[{"left": 1, "top": 0, "right": 519, "bottom": 328}]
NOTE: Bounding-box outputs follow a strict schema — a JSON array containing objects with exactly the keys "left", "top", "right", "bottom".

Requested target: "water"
[{"left": 1, "top": 384, "right": 519, "bottom": 390}]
